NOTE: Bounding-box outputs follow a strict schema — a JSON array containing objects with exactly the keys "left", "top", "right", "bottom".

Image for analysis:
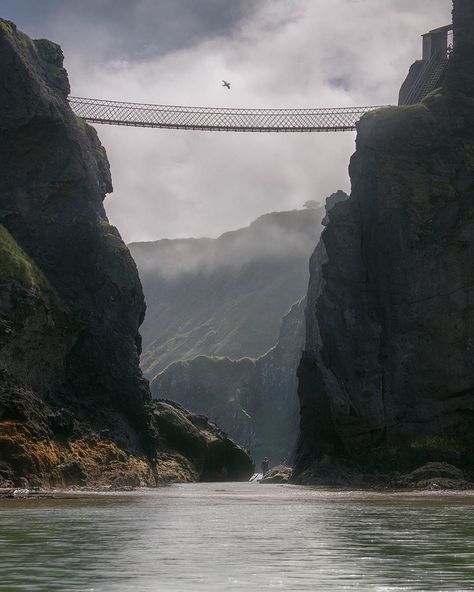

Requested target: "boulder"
[
  {"left": 392, "top": 462, "right": 473, "bottom": 490},
  {"left": 153, "top": 400, "right": 254, "bottom": 482},
  {"left": 260, "top": 465, "right": 292, "bottom": 484}
]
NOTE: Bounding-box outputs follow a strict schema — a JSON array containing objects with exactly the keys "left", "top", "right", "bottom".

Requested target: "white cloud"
[{"left": 61, "top": 0, "right": 451, "bottom": 242}]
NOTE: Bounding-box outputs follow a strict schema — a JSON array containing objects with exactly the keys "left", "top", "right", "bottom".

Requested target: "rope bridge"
[{"left": 68, "top": 97, "right": 385, "bottom": 133}]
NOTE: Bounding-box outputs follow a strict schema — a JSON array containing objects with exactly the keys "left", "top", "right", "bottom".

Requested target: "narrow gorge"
[
  {"left": 148, "top": 194, "right": 348, "bottom": 464},
  {"left": 131, "top": 204, "right": 330, "bottom": 464}
]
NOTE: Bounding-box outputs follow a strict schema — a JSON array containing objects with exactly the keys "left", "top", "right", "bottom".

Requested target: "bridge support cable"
[{"left": 68, "top": 97, "right": 385, "bottom": 133}]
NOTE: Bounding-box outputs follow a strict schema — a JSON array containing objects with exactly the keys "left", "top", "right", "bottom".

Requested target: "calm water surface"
[{"left": 1, "top": 483, "right": 474, "bottom": 592}]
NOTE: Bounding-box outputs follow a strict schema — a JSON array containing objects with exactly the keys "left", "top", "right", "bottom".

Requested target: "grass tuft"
[{"left": 0, "top": 20, "right": 13, "bottom": 35}]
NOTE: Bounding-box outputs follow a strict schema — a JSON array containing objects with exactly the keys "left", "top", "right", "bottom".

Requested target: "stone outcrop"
[
  {"left": 294, "top": 0, "right": 474, "bottom": 484},
  {"left": 391, "top": 462, "right": 473, "bottom": 490},
  {"left": 260, "top": 465, "right": 292, "bottom": 484},
  {"left": 0, "top": 19, "right": 252, "bottom": 487},
  {"left": 153, "top": 400, "right": 254, "bottom": 482}
]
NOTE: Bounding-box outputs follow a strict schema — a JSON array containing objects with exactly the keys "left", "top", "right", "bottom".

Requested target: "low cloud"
[{"left": 131, "top": 208, "right": 324, "bottom": 280}]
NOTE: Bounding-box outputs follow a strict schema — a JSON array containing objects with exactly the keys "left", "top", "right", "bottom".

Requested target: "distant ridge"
[{"left": 130, "top": 207, "right": 325, "bottom": 378}]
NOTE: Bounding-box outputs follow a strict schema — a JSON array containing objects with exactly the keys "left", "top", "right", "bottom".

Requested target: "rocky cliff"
[
  {"left": 294, "top": 0, "right": 474, "bottom": 484},
  {"left": 0, "top": 19, "right": 253, "bottom": 488},
  {"left": 152, "top": 298, "right": 305, "bottom": 465},
  {"left": 130, "top": 208, "right": 325, "bottom": 378}
]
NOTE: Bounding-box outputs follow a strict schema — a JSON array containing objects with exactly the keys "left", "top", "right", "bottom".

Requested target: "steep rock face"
[
  {"left": 130, "top": 208, "right": 324, "bottom": 378},
  {"left": 153, "top": 299, "right": 306, "bottom": 465},
  {"left": 0, "top": 19, "right": 155, "bottom": 486},
  {"left": 295, "top": 0, "right": 474, "bottom": 482},
  {"left": 0, "top": 20, "right": 252, "bottom": 487}
]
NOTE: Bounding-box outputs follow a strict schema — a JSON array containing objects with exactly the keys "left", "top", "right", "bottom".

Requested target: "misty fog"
[{"left": 131, "top": 208, "right": 324, "bottom": 280}]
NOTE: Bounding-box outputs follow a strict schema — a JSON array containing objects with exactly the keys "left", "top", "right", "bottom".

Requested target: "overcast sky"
[{"left": 3, "top": 0, "right": 452, "bottom": 242}]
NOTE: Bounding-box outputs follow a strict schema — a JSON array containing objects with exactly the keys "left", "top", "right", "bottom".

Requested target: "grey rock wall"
[{"left": 294, "top": 0, "right": 474, "bottom": 482}]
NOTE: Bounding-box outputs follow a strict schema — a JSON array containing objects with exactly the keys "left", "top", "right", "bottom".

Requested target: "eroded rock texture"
[
  {"left": 295, "top": 0, "right": 474, "bottom": 483},
  {"left": 0, "top": 20, "right": 252, "bottom": 487},
  {"left": 153, "top": 400, "right": 254, "bottom": 482}
]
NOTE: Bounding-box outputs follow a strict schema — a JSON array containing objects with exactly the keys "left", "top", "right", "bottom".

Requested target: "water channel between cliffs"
[{"left": 1, "top": 483, "right": 474, "bottom": 591}]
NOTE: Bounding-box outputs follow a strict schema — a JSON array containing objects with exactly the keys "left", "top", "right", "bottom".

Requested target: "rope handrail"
[{"left": 68, "top": 96, "right": 387, "bottom": 133}]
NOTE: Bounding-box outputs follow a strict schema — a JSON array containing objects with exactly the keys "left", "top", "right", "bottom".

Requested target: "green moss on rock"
[
  {"left": 74, "top": 115, "right": 88, "bottom": 130},
  {"left": 17, "top": 30, "right": 33, "bottom": 46},
  {"left": 95, "top": 145, "right": 107, "bottom": 159},
  {"left": 0, "top": 19, "right": 14, "bottom": 35},
  {"left": 0, "top": 225, "right": 49, "bottom": 290}
]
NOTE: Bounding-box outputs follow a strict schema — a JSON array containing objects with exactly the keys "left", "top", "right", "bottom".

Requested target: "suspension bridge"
[
  {"left": 68, "top": 25, "right": 452, "bottom": 134},
  {"left": 68, "top": 97, "right": 384, "bottom": 133}
]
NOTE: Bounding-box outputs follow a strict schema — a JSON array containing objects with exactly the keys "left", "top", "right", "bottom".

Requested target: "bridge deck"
[{"left": 68, "top": 97, "right": 385, "bottom": 133}]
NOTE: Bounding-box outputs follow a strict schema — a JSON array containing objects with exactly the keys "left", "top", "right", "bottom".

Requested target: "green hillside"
[{"left": 131, "top": 208, "right": 325, "bottom": 379}]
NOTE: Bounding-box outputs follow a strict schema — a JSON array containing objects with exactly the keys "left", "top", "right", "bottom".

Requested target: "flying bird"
[{"left": 222, "top": 80, "right": 231, "bottom": 89}]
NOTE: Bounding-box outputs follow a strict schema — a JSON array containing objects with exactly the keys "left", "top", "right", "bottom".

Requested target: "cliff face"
[
  {"left": 152, "top": 298, "right": 306, "bottom": 464},
  {"left": 295, "top": 0, "right": 474, "bottom": 482},
  {"left": 130, "top": 208, "right": 324, "bottom": 378},
  {"left": 0, "top": 20, "right": 253, "bottom": 487}
]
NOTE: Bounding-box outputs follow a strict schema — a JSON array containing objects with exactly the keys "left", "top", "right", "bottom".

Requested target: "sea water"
[{"left": 1, "top": 482, "right": 473, "bottom": 591}]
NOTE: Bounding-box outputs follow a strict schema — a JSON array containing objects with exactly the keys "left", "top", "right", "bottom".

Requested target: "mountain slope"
[{"left": 130, "top": 207, "right": 325, "bottom": 378}]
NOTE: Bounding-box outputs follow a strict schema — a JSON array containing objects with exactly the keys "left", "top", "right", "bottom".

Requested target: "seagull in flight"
[{"left": 222, "top": 80, "right": 231, "bottom": 90}]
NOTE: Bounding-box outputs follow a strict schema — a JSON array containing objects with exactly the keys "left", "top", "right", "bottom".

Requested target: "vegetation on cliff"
[{"left": 0, "top": 225, "right": 52, "bottom": 291}]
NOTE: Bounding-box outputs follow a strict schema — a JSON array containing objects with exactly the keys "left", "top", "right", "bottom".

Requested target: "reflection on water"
[{"left": 1, "top": 483, "right": 474, "bottom": 591}]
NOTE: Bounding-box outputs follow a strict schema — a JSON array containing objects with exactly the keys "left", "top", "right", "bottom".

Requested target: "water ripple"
[{"left": 0, "top": 484, "right": 473, "bottom": 591}]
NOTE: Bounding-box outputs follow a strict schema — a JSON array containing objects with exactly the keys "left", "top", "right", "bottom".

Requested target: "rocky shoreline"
[
  {"left": 293, "top": 461, "right": 474, "bottom": 491},
  {"left": 2, "top": 459, "right": 474, "bottom": 500}
]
